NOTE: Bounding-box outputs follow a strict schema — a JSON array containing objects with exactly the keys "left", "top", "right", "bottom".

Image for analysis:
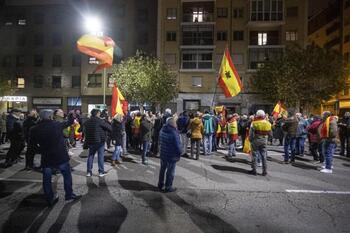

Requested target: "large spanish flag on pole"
[
  {"left": 272, "top": 101, "right": 288, "bottom": 119},
  {"left": 218, "top": 48, "right": 243, "bottom": 98},
  {"left": 77, "top": 34, "right": 115, "bottom": 72},
  {"left": 111, "top": 84, "right": 127, "bottom": 117}
]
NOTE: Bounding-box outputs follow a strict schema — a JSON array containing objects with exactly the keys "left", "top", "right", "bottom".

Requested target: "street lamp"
[{"left": 83, "top": 16, "right": 107, "bottom": 107}]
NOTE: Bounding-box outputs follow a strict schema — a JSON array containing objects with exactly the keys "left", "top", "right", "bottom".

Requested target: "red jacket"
[{"left": 307, "top": 119, "right": 322, "bottom": 143}]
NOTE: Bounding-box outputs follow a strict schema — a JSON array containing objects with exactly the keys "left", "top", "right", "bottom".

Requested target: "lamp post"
[{"left": 84, "top": 16, "right": 107, "bottom": 107}]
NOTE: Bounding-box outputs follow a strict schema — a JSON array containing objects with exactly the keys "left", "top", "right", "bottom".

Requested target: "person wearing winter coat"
[
  {"left": 273, "top": 115, "right": 284, "bottom": 146},
  {"left": 338, "top": 112, "right": 350, "bottom": 157},
  {"left": 111, "top": 114, "right": 123, "bottom": 166},
  {"left": 238, "top": 115, "right": 249, "bottom": 148},
  {"left": 307, "top": 116, "right": 322, "bottom": 161},
  {"left": 23, "top": 110, "right": 39, "bottom": 170},
  {"left": 295, "top": 113, "right": 309, "bottom": 156},
  {"left": 140, "top": 114, "right": 154, "bottom": 165},
  {"left": 227, "top": 114, "right": 239, "bottom": 157},
  {"left": 282, "top": 114, "right": 298, "bottom": 163},
  {"left": 176, "top": 111, "right": 190, "bottom": 156},
  {"left": 216, "top": 113, "right": 227, "bottom": 148},
  {"left": 158, "top": 117, "right": 182, "bottom": 193},
  {"left": 188, "top": 112, "right": 204, "bottom": 160},
  {"left": 202, "top": 110, "right": 214, "bottom": 155}
]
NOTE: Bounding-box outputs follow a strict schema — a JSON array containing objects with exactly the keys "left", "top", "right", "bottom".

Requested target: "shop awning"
[{"left": 339, "top": 100, "right": 350, "bottom": 109}]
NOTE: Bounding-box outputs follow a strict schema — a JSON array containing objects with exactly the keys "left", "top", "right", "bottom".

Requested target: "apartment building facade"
[
  {"left": 308, "top": 0, "right": 350, "bottom": 116},
  {"left": 158, "top": 0, "right": 308, "bottom": 114},
  {"left": 0, "top": 0, "right": 157, "bottom": 113}
]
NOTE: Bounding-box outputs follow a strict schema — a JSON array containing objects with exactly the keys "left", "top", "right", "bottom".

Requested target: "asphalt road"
[{"left": 0, "top": 143, "right": 350, "bottom": 233}]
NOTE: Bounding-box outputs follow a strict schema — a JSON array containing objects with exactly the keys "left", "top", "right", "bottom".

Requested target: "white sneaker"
[
  {"left": 257, "top": 162, "right": 262, "bottom": 167},
  {"left": 86, "top": 172, "right": 92, "bottom": 177},
  {"left": 321, "top": 165, "right": 334, "bottom": 169},
  {"left": 99, "top": 172, "right": 107, "bottom": 177},
  {"left": 320, "top": 168, "right": 333, "bottom": 174},
  {"left": 68, "top": 151, "right": 74, "bottom": 156}
]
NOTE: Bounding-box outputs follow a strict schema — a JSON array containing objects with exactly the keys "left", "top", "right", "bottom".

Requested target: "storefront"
[
  {"left": 0, "top": 96, "right": 28, "bottom": 112},
  {"left": 32, "top": 97, "right": 62, "bottom": 111}
]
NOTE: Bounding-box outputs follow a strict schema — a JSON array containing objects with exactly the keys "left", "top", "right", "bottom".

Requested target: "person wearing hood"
[
  {"left": 158, "top": 117, "right": 181, "bottom": 192},
  {"left": 227, "top": 114, "right": 239, "bottom": 157},
  {"left": 188, "top": 112, "right": 203, "bottom": 160},
  {"left": 338, "top": 112, "right": 350, "bottom": 157},
  {"left": 111, "top": 113, "right": 123, "bottom": 166},
  {"left": 295, "top": 113, "right": 309, "bottom": 156},
  {"left": 307, "top": 116, "right": 322, "bottom": 161},
  {"left": 140, "top": 114, "right": 154, "bottom": 165},
  {"left": 4, "top": 109, "right": 25, "bottom": 167},
  {"left": 202, "top": 110, "right": 214, "bottom": 155},
  {"left": 318, "top": 111, "right": 337, "bottom": 174},
  {"left": 176, "top": 111, "right": 190, "bottom": 156},
  {"left": 23, "top": 109, "right": 39, "bottom": 170}
]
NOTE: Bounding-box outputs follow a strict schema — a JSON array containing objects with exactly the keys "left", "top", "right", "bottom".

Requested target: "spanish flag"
[
  {"left": 77, "top": 34, "right": 115, "bottom": 71},
  {"left": 111, "top": 84, "right": 127, "bottom": 117},
  {"left": 218, "top": 48, "right": 243, "bottom": 98},
  {"left": 272, "top": 101, "right": 288, "bottom": 119}
]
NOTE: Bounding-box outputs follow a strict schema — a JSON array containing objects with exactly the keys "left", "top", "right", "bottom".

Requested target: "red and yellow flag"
[
  {"left": 111, "top": 84, "right": 126, "bottom": 117},
  {"left": 77, "top": 34, "right": 115, "bottom": 71},
  {"left": 218, "top": 48, "right": 243, "bottom": 98},
  {"left": 272, "top": 101, "right": 288, "bottom": 119}
]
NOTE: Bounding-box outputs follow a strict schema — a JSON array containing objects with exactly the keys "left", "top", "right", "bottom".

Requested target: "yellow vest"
[
  {"left": 227, "top": 120, "right": 238, "bottom": 135},
  {"left": 251, "top": 119, "right": 271, "bottom": 135},
  {"left": 134, "top": 116, "right": 141, "bottom": 129}
]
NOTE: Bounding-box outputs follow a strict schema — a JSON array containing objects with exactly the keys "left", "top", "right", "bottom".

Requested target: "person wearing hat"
[
  {"left": 249, "top": 110, "right": 272, "bottom": 176},
  {"left": 4, "top": 109, "right": 25, "bottom": 167},
  {"left": 158, "top": 116, "right": 181, "bottom": 192}
]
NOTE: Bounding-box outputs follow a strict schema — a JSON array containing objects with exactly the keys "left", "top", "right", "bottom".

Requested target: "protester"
[
  {"left": 54, "top": 109, "right": 74, "bottom": 156},
  {"left": 151, "top": 112, "right": 162, "bottom": 156},
  {"left": 273, "top": 114, "right": 284, "bottom": 146},
  {"left": 318, "top": 111, "right": 337, "bottom": 174},
  {"left": 238, "top": 115, "right": 249, "bottom": 148},
  {"left": 83, "top": 109, "right": 112, "bottom": 177},
  {"left": 295, "top": 113, "right": 309, "bottom": 156},
  {"left": 23, "top": 110, "right": 39, "bottom": 170},
  {"left": 158, "top": 117, "right": 181, "bottom": 192},
  {"left": 29, "top": 109, "right": 79, "bottom": 206},
  {"left": 307, "top": 116, "right": 322, "bottom": 161},
  {"left": 188, "top": 112, "right": 203, "bottom": 160},
  {"left": 0, "top": 112, "right": 5, "bottom": 144},
  {"left": 216, "top": 113, "right": 227, "bottom": 148},
  {"left": 338, "top": 112, "right": 350, "bottom": 157},
  {"left": 202, "top": 110, "right": 214, "bottom": 155},
  {"left": 227, "top": 114, "right": 238, "bottom": 158},
  {"left": 4, "top": 109, "right": 25, "bottom": 167},
  {"left": 111, "top": 113, "right": 123, "bottom": 166},
  {"left": 140, "top": 114, "right": 153, "bottom": 165},
  {"left": 249, "top": 110, "right": 272, "bottom": 176},
  {"left": 176, "top": 111, "right": 190, "bottom": 156},
  {"left": 132, "top": 112, "right": 142, "bottom": 151},
  {"left": 282, "top": 114, "right": 298, "bottom": 164}
]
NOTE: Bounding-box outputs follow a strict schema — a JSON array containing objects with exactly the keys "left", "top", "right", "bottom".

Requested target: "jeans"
[
  {"left": 323, "top": 140, "right": 336, "bottom": 169},
  {"left": 180, "top": 133, "right": 189, "bottom": 155},
  {"left": 87, "top": 143, "right": 105, "bottom": 174},
  {"left": 212, "top": 134, "right": 217, "bottom": 151},
  {"left": 310, "top": 142, "right": 320, "bottom": 160},
  {"left": 112, "top": 145, "right": 122, "bottom": 161},
  {"left": 158, "top": 159, "right": 176, "bottom": 190},
  {"left": 203, "top": 134, "right": 213, "bottom": 155},
  {"left": 190, "top": 138, "right": 201, "bottom": 159},
  {"left": 251, "top": 145, "right": 267, "bottom": 172},
  {"left": 42, "top": 162, "right": 73, "bottom": 203},
  {"left": 296, "top": 137, "right": 306, "bottom": 155},
  {"left": 228, "top": 139, "right": 236, "bottom": 156},
  {"left": 284, "top": 135, "right": 296, "bottom": 162},
  {"left": 142, "top": 140, "right": 150, "bottom": 162}
]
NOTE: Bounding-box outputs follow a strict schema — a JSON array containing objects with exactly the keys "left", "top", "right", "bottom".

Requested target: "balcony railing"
[
  {"left": 248, "top": 47, "right": 284, "bottom": 69},
  {"left": 182, "top": 25, "right": 214, "bottom": 46},
  {"left": 182, "top": 13, "right": 214, "bottom": 23}
]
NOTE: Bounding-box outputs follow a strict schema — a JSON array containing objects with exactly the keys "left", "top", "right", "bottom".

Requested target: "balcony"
[
  {"left": 249, "top": 31, "right": 281, "bottom": 46},
  {"left": 182, "top": 25, "right": 214, "bottom": 46},
  {"left": 248, "top": 47, "right": 284, "bottom": 70},
  {"left": 247, "top": 0, "right": 284, "bottom": 27},
  {"left": 182, "top": 2, "right": 214, "bottom": 23}
]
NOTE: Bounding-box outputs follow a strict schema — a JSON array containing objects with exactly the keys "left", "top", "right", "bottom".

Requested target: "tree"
[
  {"left": 110, "top": 51, "right": 178, "bottom": 109},
  {"left": 251, "top": 44, "right": 349, "bottom": 112}
]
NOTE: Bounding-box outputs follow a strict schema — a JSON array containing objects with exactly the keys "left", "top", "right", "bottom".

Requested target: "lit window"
[
  {"left": 258, "top": 33, "right": 267, "bottom": 45},
  {"left": 286, "top": 31, "right": 298, "bottom": 41},
  {"left": 18, "top": 19, "right": 26, "bottom": 25},
  {"left": 192, "top": 76, "right": 202, "bottom": 87},
  {"left": 166, "top": 8, "right": 177, "bottom": 20},
  {"left": 193, "top": 9, "right": 204, "bottom": 22},
  {"left": 17, "top": 78, "right": 25, "bottom": 88}
]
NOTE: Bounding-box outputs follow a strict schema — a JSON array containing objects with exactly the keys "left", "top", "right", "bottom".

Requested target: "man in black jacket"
[
  {"left": 30, "top": 109, "right": 79, "bottom": 206},
  {"left": 338, "top": 112, "right": 350, "bottom": 157},
  {"left": 23, "top": 110, "right": 39, "bottom": 170},
  {"left": 83, "top": 109, "right": 112, "bottom": 177},
  {"left": 4, "top": 109, "right": 25, "bottom": 167}
]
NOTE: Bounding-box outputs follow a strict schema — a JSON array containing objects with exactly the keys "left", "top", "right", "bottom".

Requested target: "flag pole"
[{"left": 103, "top": 67, "right": 106, "bottom": 106}]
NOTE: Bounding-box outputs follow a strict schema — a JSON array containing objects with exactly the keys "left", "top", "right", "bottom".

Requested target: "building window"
[
  {"left": 182, "top": 25, "right": 214, "bottom": 45},
  {"left": 258, "top": 33, "right": 267, "bottom": 45},
  {"left": 286, "top": 31, "right": 298, "bottom": 41},
  {"left": 233, "top": 8, "right": 244, "bottom": 18},
  {"left": 52, "top": 76, "right": 61, "bottom": 88},
  {"left": 217, "top": 8, "right": 228, "bottom": 18},
  {"left": 138, "top": 32, "right": 148, "bottom": 45},
  {"left": 87, "top": 74, "right": 102, "bottom": 88},
  {"left": 72, "top": 54, "right": 81, "bottom": 67},
  {"left": 164, "top": 54, "right": 176, "bottom": 65},
  {"left": 233, "top": 31, "right": 244, "bottom": 41},
  {"left": 137, "top": 9, "right": 148, "bottom": 21},
  {"left": 4, "top": 15, "right": 13, "bottom": 26},
  {"left": 251, "top": 0, "right": 283, "bottom": 21},
  {"left": 18, "top": 19, "right": 26, "bottom": 26},
  {"left": 166, "top": 31, "right": 176, "bottom": 41},
  {"left": 183, "top": 100, "right": 200, "bottom": 111},
  {"left": 192, "top": 76, "right": 202, "bottom": 87},
  {"left": 52, "top": 54, "right": 62, "bottom": 67},
  {"left": 2, "top": 55, "right": 12, "bottom": 67},
  {"left": 16, "top": 55, "right": 25, "bottom": 67},
  {"left": 286, "top": 7, "right": 298, "bottom": 17},
  {"left": 217, "top": 31, "right": 227, "bottom": 41},
  {"left": 17, "top": 77, "right": 25, "bottom": 88},
  {"left": 248, "top": 47, "right": 283, "bottom": 69},
  {"left": 34, "top": 33, "right": 44, "bottom": 47},
  {"left": 182, "top": 50, "right": 213, "bottom": 69},
  {"left": 33, "top": 12, "right": 44, "bottom": 24},
  {"left": 72, "top": 75, "right": 81, "bottom": 88},
  {"left": 33, "top": 75, "right": 43, "bottom": 88},
  {"left": 52, "top": 33, "right": 62, "bottom": 46},
  {"left": 67, "top": 97, "right": 82, "bottom": 107},
  {"left": 232, "top": 54, "right": 244, "bottom": 65},
  {"left": 166, "top": 8, "right": 177, "bottom": 20},
  {"left": 16, "top": 34, "right": 26, "bottom": 47},
  {"left": 34, "top": 54, "right": 44, "bottom": 67}
]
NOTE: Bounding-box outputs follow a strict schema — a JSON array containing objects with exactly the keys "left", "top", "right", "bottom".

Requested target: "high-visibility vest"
[
  {"left": 227, "top": 120, "right": 238, "bottom": 135},
  {"left": 320, "top": 116, "right": 335, "bottom": 139},
  {"left": 217, "top": 121, "right": 227, "bottom": 134},
  {"left": 251, "top": 119, "right": 271, "bottom": 135},
  {"left": 134, "top": 116, "right": 141, "bottom": 128}
]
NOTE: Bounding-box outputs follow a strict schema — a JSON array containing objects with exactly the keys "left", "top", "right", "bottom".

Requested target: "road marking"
[
  {"left": 0, "top": 178, "right": 42, "bottom": 183},
  {"left": 286, "top": 189, "right": 350, "bottom": 195}
]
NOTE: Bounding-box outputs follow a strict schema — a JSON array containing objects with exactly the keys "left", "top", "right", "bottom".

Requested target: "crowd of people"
[{"left": 0, "top": 106, "right": 348, "bottom": 205}]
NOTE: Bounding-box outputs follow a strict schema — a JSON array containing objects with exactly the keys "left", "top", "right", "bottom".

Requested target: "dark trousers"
[
  {"left": 43, "top": 162, "right": 73, "bottom": 203},
  {"left": 25, "top": 143, "right": 36, "bottom": 168},
  {"left": 1, "top": 132, "right": 6, "bottom": 144},
  {"left": 6, "top": 139, "right": 25, "bottom": 163},
  {"left": 190, "top": 138, "right": 201, "bottom": 159},
  {"left": 284, "top": 135, "right": 296, "bottom": 162},
  {"left": 151, "top": 136, "right": 159, "bottom": 155},
  {"left": 158, "top": 159, "right": 176, "bottom": 190},
  {"left": 339, "top": 134, "right": 350, "bottom": 157},
  {"left": 310, "top": 142, "right": 321, "bottom": 161}
]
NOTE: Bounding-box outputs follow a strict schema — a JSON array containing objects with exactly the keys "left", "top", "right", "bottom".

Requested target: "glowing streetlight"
[{"left": 84, "top": 16, "right": 103, "bottom": 36}]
